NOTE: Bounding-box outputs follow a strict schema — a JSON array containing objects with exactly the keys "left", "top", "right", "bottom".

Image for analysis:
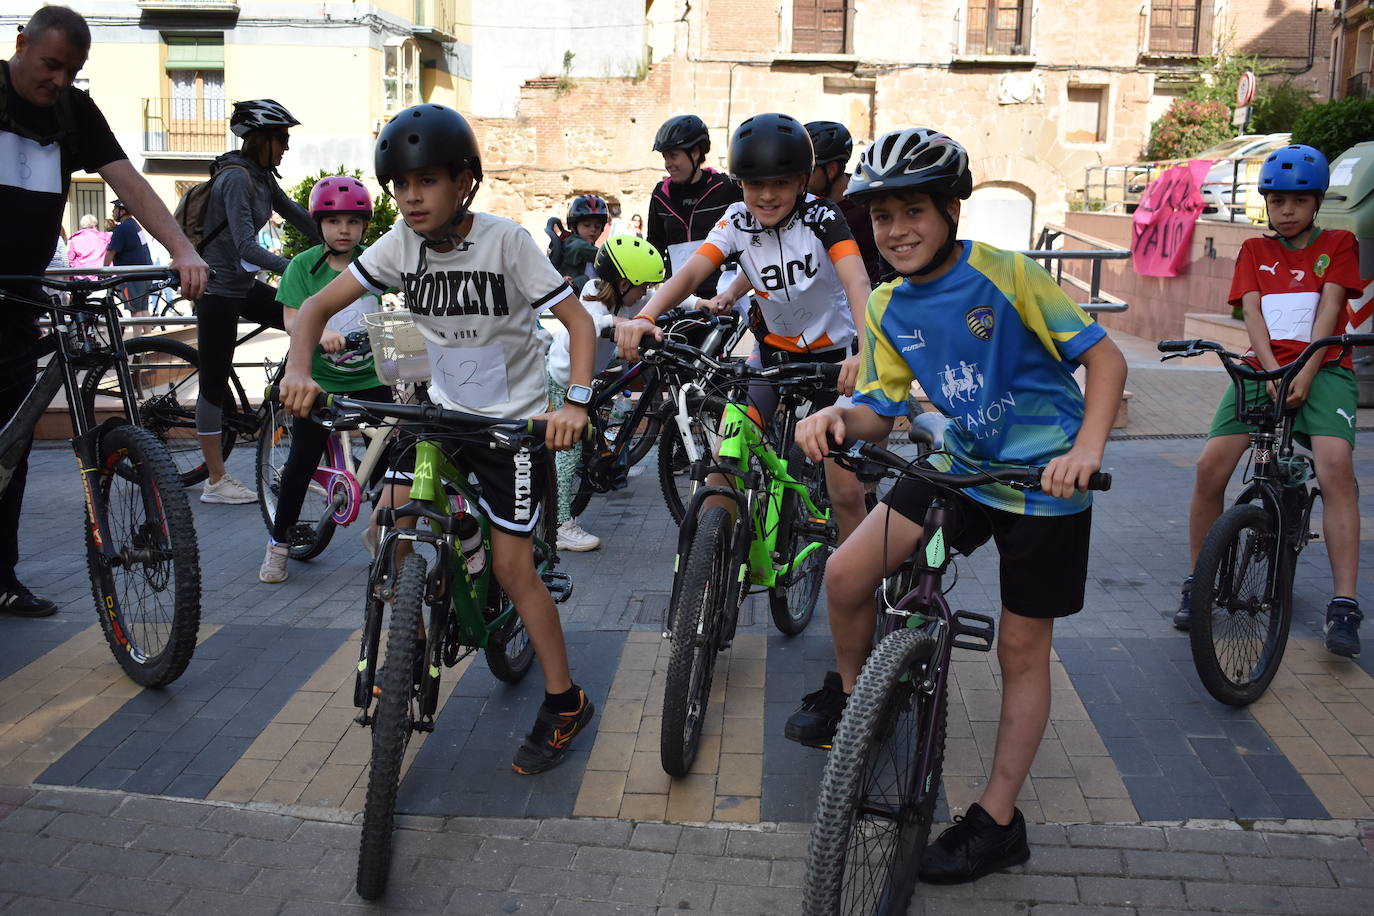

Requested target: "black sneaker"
[
  {"left": 511, "top": 690, "right": 595, "bottom": 775},
  {"left": 918, "top": 803, "right": 1029, "bottom": 885},
  {"left": 1172, "top": 576, "right": 1193, "bottom": 631},
  {"left": 1324, "top": 600, "right": 1363, "bottom": 659},
  {"left": 0, "top": 585, "right": 57, "bottom": 618},
  {"left": 784, "top": 671, "right": 848, "bottom": 748}
]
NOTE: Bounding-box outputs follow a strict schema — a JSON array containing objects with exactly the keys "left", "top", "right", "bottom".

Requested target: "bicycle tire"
[
  {"left": 661, "top": 505, "right": 733, "bottom": 777},
  {"left": 568, "top": 445, "right": 600, "bottom": 522},
  {"left": 80, "top": 337, "right": 242, "bottom": 488},
  {"left": 768, "top": 447, "right": 830, "bottom": 635},
  {"left": 1189, "top": 503, "right": 1291, "bottom": 706},
  {"left": 483, "top": 542, "right": 541, "bottom": 683},
  {"left": 85, "top": 424, "right": 202, "bottom": 687},
  {"left": 254, "top": 400, "right": 336, "bottom": 561},
  {"left": 356, "top": 553, "right": 426, "bottom": 900},
  {"left": 657, "top": 412, "right": 710, "bottom": 525},
  {"left": 804, "top": 628, "right": 945, "bottom": 916}
]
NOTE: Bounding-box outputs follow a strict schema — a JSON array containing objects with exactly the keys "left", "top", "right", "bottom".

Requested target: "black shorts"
[
  {"left": 388, "top": 436, "right": 551, "bottom": 538},
  {"left": 882, "top": 473, "right": 1092, "bottom": 619},
  {"left": 745, "top": 342, "right": 846, "bottom": 423}
]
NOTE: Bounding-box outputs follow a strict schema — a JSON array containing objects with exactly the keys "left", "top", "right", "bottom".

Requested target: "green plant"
[
  {"left": 1249, "top": 77, "right": 1314, "bottom": 133},
  {"left": 1292, "top": 97, "right": 1374, "bottom": 161},
  {"left": 556, "top": 50, "right": 576, "bottom": 96},
  {"left": 1146, "top": 99, "right": 1233, "bottom": 160},
  {"left": 281, "top": 167, "right": 398, "bottom": 262}
]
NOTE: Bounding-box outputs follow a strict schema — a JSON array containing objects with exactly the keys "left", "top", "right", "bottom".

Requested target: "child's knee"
[{"left": 825, "top": 546, "right": 877, "bottom": 613}]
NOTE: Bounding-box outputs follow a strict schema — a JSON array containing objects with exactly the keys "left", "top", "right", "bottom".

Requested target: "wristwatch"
[{"left": 564, "top": 384, "right": 593, "bottom": 407}]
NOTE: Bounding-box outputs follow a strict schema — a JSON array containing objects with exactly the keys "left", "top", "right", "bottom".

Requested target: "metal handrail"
[{"left": 1025, "top": 225, "right": 1129, "bottom": 314}]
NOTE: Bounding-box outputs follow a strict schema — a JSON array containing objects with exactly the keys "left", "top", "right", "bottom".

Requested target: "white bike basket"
[{"left": 363, "top": 311, "right": 431, "bottom": 384}]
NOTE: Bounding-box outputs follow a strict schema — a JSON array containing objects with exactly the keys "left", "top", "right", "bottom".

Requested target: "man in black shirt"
[
  {"left": 805, "top": 121, "right": 886, "bottom": 285},
  {"left": 0, "top": 6, "right": 208, "bottom": 617}
]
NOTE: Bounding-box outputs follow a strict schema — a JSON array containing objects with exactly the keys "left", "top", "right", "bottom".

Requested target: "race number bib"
[
  {"left": 327, "top": 299, "right": 368, "bottom": 335},
  {"left": 426, "top": 342, "right": 509, "bottom": 409},
  {"left": 1261, "top": 292, "right": 1318, "bottom": 343}
]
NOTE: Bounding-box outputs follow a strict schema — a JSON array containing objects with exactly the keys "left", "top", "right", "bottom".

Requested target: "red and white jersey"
[
  {"left": 1228, "top": 229, "right": 1365, "bottom": 369},
  {"left": 698, "top": 196, "right": 861, "bottom": 353}
]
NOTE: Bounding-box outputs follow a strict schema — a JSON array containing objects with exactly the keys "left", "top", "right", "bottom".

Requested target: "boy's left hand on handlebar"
[
  {"left": 538, "top": 404, "right": 589, "bottom": 451},
  {"left": 1041, "top": 448, "right": 1102, "bottom": 500},
  {"left": 837, "top": 355, "right": 860, "bottom": 397},
  {"left": 279, "top": 370, "right": 324, "bottom": 419},
  {"left": 319, "top": 329, "right": 346, "bottom": 354},
  {"left": 796, "top": 407, "right": 845, "bottom": 464}
]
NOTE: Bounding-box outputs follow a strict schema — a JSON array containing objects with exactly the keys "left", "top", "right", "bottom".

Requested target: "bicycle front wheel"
[
  {"left": 85, "top": 425, "right": 202, "bottom": 687},
  {"left": 1189, "top": 503, "right": 1291, "bottom": 706},
  {"left": 661, "top": 505, "right": 734, "bottom": 777},
  {"left": 768, "top": 447, "right": 831, "bottom": 635},
  {"left": 804, "top": 628, "right": 945, "bottom": 916},
  {"left": 81, "top": 337, "right": 241, "bottom": 488},
  {"left": 255, "top": 402, "right": 336, "bottom": 561},
  {"left": 657, "top": 413, "right": 711, "bottom": 525},
  {"left": 357, "top": 552, "right": 426, "bottom": 900}
]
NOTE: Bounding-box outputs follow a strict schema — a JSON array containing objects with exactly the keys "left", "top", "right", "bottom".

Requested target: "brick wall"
[
  {"left": 1227, "top": 0, "right": 1315, "bottom": 60},
  {"left": 704, "top": 0, "right": 782, "bottom": 55}
]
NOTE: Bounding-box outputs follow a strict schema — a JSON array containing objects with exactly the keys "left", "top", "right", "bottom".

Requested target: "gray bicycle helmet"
[
  {"left": 805, "top": 121, "right": 853, "bottom": 167},
  {"left": 728, "top": 113, "right": 814, "bottom": 181},
  {"left": 229, "top": 99, "right": 300, "bottom": 139},
  {"left": 846, "top": 128, "right": 972, "bottom": 201},
  {"left": 653, "top": 114, "right": 711, "bottom": 155}
]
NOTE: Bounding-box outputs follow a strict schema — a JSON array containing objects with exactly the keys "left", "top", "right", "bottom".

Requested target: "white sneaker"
[
  {"left": 557, "top": 519, "right": 601, "bottom": 552},
  {"left": 259, "top": 542, "right": 289, "bottom": 583},
  {"left": 201, "top": 474, "right": 257, "bottom": 505}
]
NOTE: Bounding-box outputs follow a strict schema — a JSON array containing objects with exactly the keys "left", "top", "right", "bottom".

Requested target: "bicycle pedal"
[
  {"left": 354, "top": 712, "right": 372, "bottom": 727},
  {"left": 541, "top": 570, "right": 574, "bottom": 604},
  {"left": 951, "top": 610, "right": 996, "bottom": 652}
]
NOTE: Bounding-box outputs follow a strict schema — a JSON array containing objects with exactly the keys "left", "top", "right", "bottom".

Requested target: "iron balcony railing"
[{"left": 142, "top": 97, "right": 230, "bottom": 155}]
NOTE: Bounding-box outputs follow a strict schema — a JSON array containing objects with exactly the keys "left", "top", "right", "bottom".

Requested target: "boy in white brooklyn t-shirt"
[{"left": 279, "top": 105, "right": 598, "bottom": 775}]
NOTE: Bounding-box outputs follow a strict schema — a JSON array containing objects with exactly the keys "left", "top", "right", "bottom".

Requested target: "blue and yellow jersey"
[{"left": 853, "top": 240, "right": 1106, "bottom": 516}]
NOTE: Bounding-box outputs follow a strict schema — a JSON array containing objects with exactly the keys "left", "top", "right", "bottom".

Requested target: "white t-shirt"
[
  {"left": 547, "top": 278, "right": 621, "bottom": 388},
  {"left": 352, "top": 212, "right": 574, "bottom": 417}
]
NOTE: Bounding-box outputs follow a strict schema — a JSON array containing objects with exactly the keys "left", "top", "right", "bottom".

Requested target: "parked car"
[{"left": 1199, "top": 134, "right": 1292, "bottom": 221}]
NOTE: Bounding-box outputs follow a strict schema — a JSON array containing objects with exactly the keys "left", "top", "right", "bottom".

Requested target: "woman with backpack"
[{"left": 193, "top": 99, "right": 319, "bottom": 504}]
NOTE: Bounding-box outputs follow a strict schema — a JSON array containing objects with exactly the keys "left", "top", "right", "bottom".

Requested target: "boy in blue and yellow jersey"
[{"left": 794, "top": 129, "right": 1127, "bottom": 883}]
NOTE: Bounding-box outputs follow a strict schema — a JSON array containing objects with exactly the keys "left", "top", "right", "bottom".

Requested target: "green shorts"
[{"left": 1207, "top": 365, "right": 1358, "bottom": 447}]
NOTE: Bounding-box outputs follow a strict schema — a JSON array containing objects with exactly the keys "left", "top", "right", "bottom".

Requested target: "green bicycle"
[
  {"left": 641, "top": 337, "right": 841, "bottom": 776},
  {"left": 275, "top": 390, "right": 571, "bottom": 900}
]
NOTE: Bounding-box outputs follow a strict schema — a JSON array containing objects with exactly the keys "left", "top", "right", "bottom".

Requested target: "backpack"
[{"left": 173, "top": 162, "right": 249, "bottom": 252}]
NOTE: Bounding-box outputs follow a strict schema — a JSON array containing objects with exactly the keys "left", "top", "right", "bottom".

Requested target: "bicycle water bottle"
[
  {"left": 606, "top": 391, "right": 632, "bottom": 441},
  {"left": 454, "top": 512, "right": 486, "bottom": 576}
]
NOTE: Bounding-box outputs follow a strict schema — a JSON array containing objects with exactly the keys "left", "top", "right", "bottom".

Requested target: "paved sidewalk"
[{"left": 2, "top": 785, "right": 1372, "bottom": 915}]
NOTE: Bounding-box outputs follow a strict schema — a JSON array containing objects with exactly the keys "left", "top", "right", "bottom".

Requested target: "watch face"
[{"left": 566, "top": 385, "right": 592, "bottom": 406}]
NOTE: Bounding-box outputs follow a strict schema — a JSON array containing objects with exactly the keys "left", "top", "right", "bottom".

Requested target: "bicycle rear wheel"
[
  {"left": 657, "top": 413, "right": 710, "bottom": 525},
  {"left": 661, "top": 505, "right": 734, "bottom": 777},
  {"left": 80, "top": 338, "right": 244, "bottom": 488},
  {"left": 804, "top": 628, "right": 945, "bottom": 916},
  {"left": 483, "top": 541, "right": 541, "bottom": 683},
  {"left": 768, "top": 447, "right": 831, "bottom": 635},
  {"left": 357, "top": 553, "right": 426, "bottom": 900},
  {"left": 254, "top": 401, "right": 336, "bottom": 561},
  {"left": 85, "top": 425, "right": 202, "bottom": 687},
  {"left": 1189, "top": 503, "right": 1291, "bottom": 706}
]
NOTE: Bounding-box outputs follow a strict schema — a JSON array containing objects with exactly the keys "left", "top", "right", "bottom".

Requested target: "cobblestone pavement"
[{"left": 2, "top": 329, "right": 1373, "bottom": 912}]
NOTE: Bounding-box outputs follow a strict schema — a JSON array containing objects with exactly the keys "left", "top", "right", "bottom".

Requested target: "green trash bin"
[{"left": 1320, "top": 141, "right": 1374, "bottom": 407}]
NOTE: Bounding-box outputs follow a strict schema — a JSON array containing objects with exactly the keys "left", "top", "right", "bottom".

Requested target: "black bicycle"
[
  {"left": 1159, "top": 333, "right": 1374, "bottom": 705},
  {"left": 0, "top": 268, "right": 201, "bottom": 687},
  {"left": 802, "top": 437, "right": 1110, "bottom": 915}
]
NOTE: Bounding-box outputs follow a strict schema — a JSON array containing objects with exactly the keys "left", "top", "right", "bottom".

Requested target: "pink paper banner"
[{"left": 1131, "top": 159, "right": 1212, "bottom": 278}]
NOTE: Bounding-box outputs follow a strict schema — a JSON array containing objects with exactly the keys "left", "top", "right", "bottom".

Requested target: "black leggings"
[
  {"left": 195, "top": 281, "right": 284, "bottom": 435},
  {"left": 271, "top": 384, "right": 393, "bottom": 543}
]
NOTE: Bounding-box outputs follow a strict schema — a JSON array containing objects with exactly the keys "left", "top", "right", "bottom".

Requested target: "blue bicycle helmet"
[{"left": 1258, "top": 145, "right": 1329, "bottom": 195}]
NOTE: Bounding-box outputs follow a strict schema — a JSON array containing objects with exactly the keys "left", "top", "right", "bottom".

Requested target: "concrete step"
[{"left": 1184, "top": 312, "right": 1249, "bottom": 355}]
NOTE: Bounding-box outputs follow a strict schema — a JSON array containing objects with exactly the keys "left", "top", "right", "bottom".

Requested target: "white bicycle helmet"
[
  {"left": 230, "top": 99, "right": 300, "bottom": 139},
  {"left": 846, "top": 128, "right": 972, "bottom": 201}
]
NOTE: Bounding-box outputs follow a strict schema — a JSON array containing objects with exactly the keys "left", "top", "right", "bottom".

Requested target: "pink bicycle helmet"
[{"left": 309, "top": 176, "right": 373, "bottom": 221}]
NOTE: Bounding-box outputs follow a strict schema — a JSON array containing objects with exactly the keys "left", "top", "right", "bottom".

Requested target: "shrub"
[
  {"left": 1292, "top": 97, "right": 1374, "bottom": 161},
  {"left": 1146, "top": 99, "right": 1233, "bottom": 160},
  {"left": 1250, "top": 78, "right": 1314, "bottom": 133},
  {"left": 281, "top": 167, "right": 398, "bottom": 262}
]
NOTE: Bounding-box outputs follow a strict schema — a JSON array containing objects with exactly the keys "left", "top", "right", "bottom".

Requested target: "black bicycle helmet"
[
  {"left": 567, "top": 194, "right": 609, "bottom": 226},
  {"left": 653, "top": 114, "right": 711, "bottom": 155},
  {"left": 728, "top": 113, "right": 814, "bottom": 181},
  {"left": 846, "top": 127, "right": 973, "bottom": 202},
  {"left": 375, "top": 104, "right": 484, "bottom": 188},
  {"left": 805, "top": 121, "right": 853, "bottom": 167},
  {"left": 229, "top": 99, "right": 300, "bottom": 139}
]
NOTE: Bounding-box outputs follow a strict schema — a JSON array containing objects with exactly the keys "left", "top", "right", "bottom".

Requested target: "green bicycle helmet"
[{"left": 595, "top": 235, "right": 666, "bottom": 288}]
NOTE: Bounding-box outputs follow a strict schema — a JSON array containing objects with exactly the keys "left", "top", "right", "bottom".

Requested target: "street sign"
[
  {"left": 1236, "top": 71, "right": 1257, "bottom": 108},
  {"left": 1232, "top": 105, "right": 1251, "bottom": 128}
]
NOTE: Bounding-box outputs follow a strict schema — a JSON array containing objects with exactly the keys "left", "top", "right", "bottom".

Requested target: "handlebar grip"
[
  {"left": 1087, "top": 471, "right": 1112, "bottom": 491},
  {"left": 598, "top": 325, "right": 617, "bottom": 340},
  {"left": 1157, "top": 340, "right": 1197, "bottom": 352},
  {"left": 523, "top": 418, "right": 595, "bottom": 442},
  {"left": 264, "top": 385, "right": 330, "bottom": 412}
]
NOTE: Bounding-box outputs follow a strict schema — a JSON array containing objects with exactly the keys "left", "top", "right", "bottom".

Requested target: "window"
[
  {"left": 164, "top": 34, "right": 224, "bottom": 123},
  {"left": 384, "top": 39, "right": 418, "bottom": 112},
  {"left": 967, "top": 0, "right": 1028, "bottom": 56},
  {"left": 1065, "top": 86, "right": 1107, "bottom": 143},
  {"left": 1148, "top": 0, "right": 1209, "bottom": 56},
  {"left": 793, "top": 0, "right": 849, "bottom": 54}
]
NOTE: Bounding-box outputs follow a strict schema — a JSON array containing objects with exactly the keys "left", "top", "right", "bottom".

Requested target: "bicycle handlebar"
[
  {"left": 0, "top": 267, "right": 208, "bottom": 293},
  {"left": 1158, "top": 334, "right": 1374, "bottom": 383},
  {"left": 639, "top": 334, "right": 842, "bottom": 388},
  {"left": 835, "top": 438, "right": 1112, "bottom": 493}
]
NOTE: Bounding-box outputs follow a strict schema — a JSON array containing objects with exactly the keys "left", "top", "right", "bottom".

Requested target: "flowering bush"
[{"left": 1145, "top": 99, "right": 1233, "bottom": 161}]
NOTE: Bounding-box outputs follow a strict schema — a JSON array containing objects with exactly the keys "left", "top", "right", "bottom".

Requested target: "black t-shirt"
[
  {"left": 838, "top": 195, "right": 887, "bottom": 285},
  {"left": 0, "top": 62, "right": 125, "bottom": 279},
  {"left": 646, "top": 168, "right": 743, "bottom": 299}
]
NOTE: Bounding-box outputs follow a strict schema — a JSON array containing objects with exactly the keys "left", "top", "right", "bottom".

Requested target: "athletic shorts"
[
  {"left": 882, "top": 472, "right": 1092, "bottom": 619},
  {"left": 387, "top": 436, "right": 551, "bottom": 538},
  {"left": 1208, "top": 365, "right": 1358, "bottom": 447}
]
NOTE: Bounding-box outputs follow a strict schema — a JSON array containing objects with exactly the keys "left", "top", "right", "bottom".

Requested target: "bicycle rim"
[
  {"left": 86, "top": 425, "right": 202, "bottom": 687},
  {"left": 805, "top": 629, "right": 944, "bottom": 916},
  {"left": 254, "top": 404, "right": 334, "bottom": 560},
  {"left": 769, "top": 449, "right": 830, "bottom": 635},
  {"left": 657, "top": 416, "right": 709, "bottom": 526}
]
